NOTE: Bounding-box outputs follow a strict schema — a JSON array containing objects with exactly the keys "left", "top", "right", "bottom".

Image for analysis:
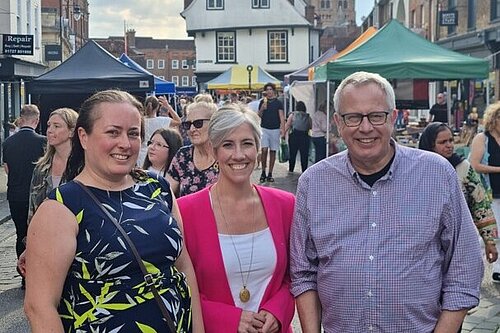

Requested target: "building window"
[
  {"left": 320, "top": 0, "right": 331, "bottom": 9},
  {"left": 172, "top": 59, "right": 179, "bottom": 69},
  {"left": 192, "top": 76, "right": 197, "bottom": 86},
  {"left": 146, "top": 59, "right": 154, "bottom": 69},
  {"left": 172, "top": 76, "right": 179, "bottom": 85},
  {"left": 216, "top": 31, "right": 236, "bottom": 63},
  {"left": 191, "top": 60, "right": 196, "bottom": 69},
  {"left": 207, "top": 0, "right": 223, "bottom": 9},
  {"left": 158, "top": 59, "right": 165, "bottom": 69},
  {"left": 182, "top": 76, "right": 189, "bottom": 87},
  {"left": 252, "top": 0, "right": 269, "bottom": 9},
  {"left": 420, "top": 5, "right": 425, "bottom": 28},
  {"left": 182, "top": 60, "right": 189, "bottom": 69},
  {"left": 492, "top": 0, "right": 500, "bottom": 20},
  {"left": 467, "top": 0, "right": 476, "bottom": 30},
  {"left": 268, "top": 30, "right": 288, "bottom": 63}
]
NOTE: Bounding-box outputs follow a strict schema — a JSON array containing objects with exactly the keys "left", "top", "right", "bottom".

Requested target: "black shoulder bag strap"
[{"left": 74, "top": 180, "right": 176, "bottom": 333}]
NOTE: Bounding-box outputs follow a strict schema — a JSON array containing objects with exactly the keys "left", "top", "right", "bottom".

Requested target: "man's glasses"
[
  {"left": 340, "top": 111, "right": 390, "bottom": 127},
  {"left": 147, "top": 140, "right": 169, "bottom": 149},
  {"left": 181, "top": 118, "right": 211, "bottom": 130}
]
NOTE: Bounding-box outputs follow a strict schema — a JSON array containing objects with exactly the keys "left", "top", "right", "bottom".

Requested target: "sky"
[{"left": 88, "top": 0, "right": 375, "bottom": 39}]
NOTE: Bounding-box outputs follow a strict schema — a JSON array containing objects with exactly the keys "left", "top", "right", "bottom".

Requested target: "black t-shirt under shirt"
[
  {"left": 358, "top": 152, "right": 396, "bottom": 187},
  {"left": 259, "top": 98, "right": 283, "bottom": 129}
]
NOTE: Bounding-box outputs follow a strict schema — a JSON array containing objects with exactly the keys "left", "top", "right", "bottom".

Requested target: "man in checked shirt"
[{"left": 290, "top": 71, "right": 483, "bottom": 333}]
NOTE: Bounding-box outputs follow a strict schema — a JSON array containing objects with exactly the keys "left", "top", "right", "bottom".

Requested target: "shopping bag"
[{"left": 279, "top": 138, "right": 289, "bottom": 163}]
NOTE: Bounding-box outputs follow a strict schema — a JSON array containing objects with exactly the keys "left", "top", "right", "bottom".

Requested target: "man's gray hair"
[
  {"left": 208, "top": 103, "right": 262, "bottom": 150},
  {"left": 20, "top": 104, "right": 40, "bottom": 119},
  {"left": 333, "top": 71, "right": 396, "bottom": 113}
]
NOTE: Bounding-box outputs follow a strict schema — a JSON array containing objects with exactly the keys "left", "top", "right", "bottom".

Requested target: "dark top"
[
  {"left": 358, "top": 153, "right": 396, "bottom": 187},
  {"left": 3, "top": 127, "right": 46, "bottom": 201},
  {"left": 486, "top": 131, "right": 500, "bottom": 198},
  {"left": 259, "top": 98, "right": 283, "bottom": 129},
  {"left": 50, "top": 174, "right": 192, "bottom": 332},
  {"left": 429, "top": 103, "right": 449, "bottom": 123}
]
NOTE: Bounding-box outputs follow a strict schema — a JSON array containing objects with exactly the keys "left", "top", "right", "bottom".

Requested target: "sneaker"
[
  {"left": 259, "top": 174, "right": 267, "bottom": 183},
  {"left": 493, "top": 272, "right": 500, "bottom": 283},
  {"left": 267, "top": 176, "right": 275, "bottom": 182}
]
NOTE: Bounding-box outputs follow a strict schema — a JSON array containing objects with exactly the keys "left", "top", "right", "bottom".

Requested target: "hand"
[
  {"left": 17, "top": 250, "right": 27, "bottom": 277},
  {"left": 486, "top": 242, "right": 498, "bottom": 263},
  {"left": 258, "top": 310, "right": 280, "bottom": 333},
  {"left": 158, "top": 96, "right": 171, "bottom": 109},
  {"left": 238, "top": 310, "right": 265, "bottom": 333}
]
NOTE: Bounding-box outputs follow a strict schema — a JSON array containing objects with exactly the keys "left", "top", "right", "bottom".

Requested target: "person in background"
[
  {"left": 3, "top": 104, "right": 46, "bottom": 288},
  {"left": 258, "top": 83, "right": 285, "bottom": 183},
  {"left": 470, "top": 101, "right": 500, "bottom": 282},
  {"left": 17, "top": 108, "right": 79, "bottom": 277},
  {"left": 143, "top": 128, "right": 183, "bottom": 178},
  {"left": 419, "top": 122, "right": 498, "bottom": 262},
  {"left": 230, "top": 92, "right": 239, "bottom": 104},
  {"left": 168, "top": 98, "right": 219, "bottom": 197},
  {"left": 178, "top": 103, "right": 295, "bottom": 333},
  {"left": 137, "top": 95, "right": 181, "bottom": 166},
  {"left": 24, "top": 90, "right": 204, "bottom": 333},
  {"left": 428, "top": 92, "right": 451, "bottom": 124},
  {"left": 290, "top": 71, "right": 483, "bottom": 333},
  {"left": 285, "top": 101, "right": 311, "bottom": 173},
  {"left": 311, "top": 103, "right": 328, "bottom": 163}
]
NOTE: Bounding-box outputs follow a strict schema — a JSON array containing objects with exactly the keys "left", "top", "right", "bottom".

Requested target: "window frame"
[
  {"left": 146, "top": 59, "right": 154, "bottom": 69},
  {"left": 171, "top": 76, "right": 179, "bottom": 85},
  {"left": 172, "top": 59, "right": 179, "bottom": 69},
  {"left": 182, "top": 76, "right": 189, "bottom": 87},
  {"left": 252, "top": 0, "right": 270, "bottom": 9},
  {"left": 182, "top": 59, "right": 189, "bottom": 69},
  {"left": 192, "top": 76, "right": 197, "bottom": 86},
  {"left": 207, "top": 0, "right": 224, "bottom": 10},
  {"left": 158, "top": 59, "right": 165, "bottom": 69},
  {"left": 216, "top": 31, "right": 237, "bottom": 63},
  {"left": 492, "top": 0, "right": 500, "bottom": 21},
  {"left": 267, "top": 30, "right": 288, "bottom": 63}
]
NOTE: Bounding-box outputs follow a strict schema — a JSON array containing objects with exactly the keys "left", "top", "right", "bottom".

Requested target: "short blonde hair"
[{"left": 483, "top": 102, "right": 500, "bottom": 132}]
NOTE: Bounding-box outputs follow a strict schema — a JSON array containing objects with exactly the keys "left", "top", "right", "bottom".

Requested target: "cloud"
[{"left": 88, "top": 0, "right": 188, "bottom": 39}]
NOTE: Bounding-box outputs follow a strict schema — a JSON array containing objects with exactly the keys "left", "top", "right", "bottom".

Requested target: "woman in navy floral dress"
[
  {"left": 168, "top": 98, "right": 219, "bottom": 197},
  {"left": 24, "top": 90, "right": 204, "bottom": 333}
]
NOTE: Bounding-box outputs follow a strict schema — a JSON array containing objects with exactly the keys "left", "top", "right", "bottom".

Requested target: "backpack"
[{"left": 292, "top": 112, "right": 311, "bottom": 132}]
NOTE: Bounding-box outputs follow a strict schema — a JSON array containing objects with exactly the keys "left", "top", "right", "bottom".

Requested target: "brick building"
[{"left": 95, "top": 30, "right": 197, "bottom": 94}]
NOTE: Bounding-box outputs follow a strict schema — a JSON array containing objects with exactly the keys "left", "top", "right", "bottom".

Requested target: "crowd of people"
[{"left": 3, "top": 70, "right": 500, "bottom": 332}]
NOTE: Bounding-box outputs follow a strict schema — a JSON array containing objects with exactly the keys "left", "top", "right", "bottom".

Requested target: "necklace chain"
[{"left": 216, "top": 184, "right": 256, "bottom": 302}]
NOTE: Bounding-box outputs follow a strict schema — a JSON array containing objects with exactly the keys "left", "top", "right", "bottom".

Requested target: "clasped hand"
[{"left": 238, "top": 310, "right": 280, "bottom": 333}]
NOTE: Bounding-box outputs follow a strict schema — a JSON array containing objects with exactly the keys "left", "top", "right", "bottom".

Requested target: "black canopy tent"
[{"left": 26, "top": 40, "right": 154, "bottom": 133}]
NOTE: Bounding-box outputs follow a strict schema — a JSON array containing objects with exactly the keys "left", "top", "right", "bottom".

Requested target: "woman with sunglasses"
[
  {"left": 167, "top": 99, "right": 219, "bottom": 197},
  {"left": 143, "top": 128, "right": 183, "bottom": 178}
]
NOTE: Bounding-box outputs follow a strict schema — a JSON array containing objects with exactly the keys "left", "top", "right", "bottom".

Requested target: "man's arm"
[
  {"left": 434, "top": 310, "right": 467, "bottom": 333},
  {"left": 296, "top": 290, "right": 322, "bottom": 333}
]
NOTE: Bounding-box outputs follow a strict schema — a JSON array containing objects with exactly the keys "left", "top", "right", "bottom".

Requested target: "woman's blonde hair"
[
  {"left": 483, "top": 102, "right": 500, "bottom": 132},
  {"left": 36, "top": 108, "right": 78, "bottom": 173}
]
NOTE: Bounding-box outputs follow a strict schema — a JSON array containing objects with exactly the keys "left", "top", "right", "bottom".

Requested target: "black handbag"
[{"left": 74, "top": 180, "right": 176, "bottom": 333}]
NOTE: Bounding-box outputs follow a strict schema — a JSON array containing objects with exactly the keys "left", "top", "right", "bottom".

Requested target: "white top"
[
  {"left": 311, "top": 110, "right": 327, "bottom": 138},
  {"left": 219, "top": 228, "right": 277, "bottom": 312},
  {"left": 137, "top": 116, "right": 172, "bottom": 167}
]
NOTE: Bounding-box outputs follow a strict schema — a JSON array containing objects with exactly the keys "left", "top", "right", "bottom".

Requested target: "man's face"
[
  {"left": 334, "top": 83, "right": 396, "bottom": 174},
  {"left": 437, "top": 94, "right": 445, "bottom": 105},
  {"left": 265, "top": 86, "right": 275, "bottom": 98}
]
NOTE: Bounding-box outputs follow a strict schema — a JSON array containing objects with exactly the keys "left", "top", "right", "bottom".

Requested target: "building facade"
[{"left": 182, "top": 0, "right": 321, "bottom": 89}]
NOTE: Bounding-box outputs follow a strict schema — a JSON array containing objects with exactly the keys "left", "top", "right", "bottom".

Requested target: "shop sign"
[
  {"left": 2, "top": 34, "right": 34, "bottom": 55},
  {"left": 439, "top": 11, "right": 458, "bottom": 26},
  {"left": 45, "top": 44, "right": 62, "bottom": 61}
]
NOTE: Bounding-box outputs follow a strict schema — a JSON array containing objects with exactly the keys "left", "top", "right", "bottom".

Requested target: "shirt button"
[
  {"left": 371, "top": 222, "right": 377, "bottom": 227},
  {"left": 368, "top": 325, "right": 374, "bottom": 331},
  {"left": 369, "top": 255, "right": 374, "bottom": 261},
  {"left": 372, "top": 191, "right": 377, "bottom": 196},
  {"left": 368, "top": 290, "right": 373, "bottom": 297}
]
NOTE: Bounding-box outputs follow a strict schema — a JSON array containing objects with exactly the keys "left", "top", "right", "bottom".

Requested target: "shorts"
[{"left": 261, "top": 128, "right": 280, "bottom": 151}]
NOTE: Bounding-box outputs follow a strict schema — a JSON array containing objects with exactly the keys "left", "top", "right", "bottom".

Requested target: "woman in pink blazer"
[{"left": 178, "top": 103, "right": 295, "bottom": 333}]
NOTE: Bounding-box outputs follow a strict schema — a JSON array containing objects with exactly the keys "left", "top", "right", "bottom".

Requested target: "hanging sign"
[{"left": 2, "top": 34, "right": 34, "bottom": 55}]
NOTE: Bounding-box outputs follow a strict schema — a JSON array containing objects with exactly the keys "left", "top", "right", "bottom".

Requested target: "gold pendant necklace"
[{"left": 216, "top": 184, "right": 256, "bottom": 303}]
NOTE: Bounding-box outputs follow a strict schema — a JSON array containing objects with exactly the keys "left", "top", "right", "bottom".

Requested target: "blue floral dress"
[
  {"left": 167, "top": 145, "right": 219, "bottom": 197},
  {"left": 49, "top": 174, "right": 192, "bottom": 333}
]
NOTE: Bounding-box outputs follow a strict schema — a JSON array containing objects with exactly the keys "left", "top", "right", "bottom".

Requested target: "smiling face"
[
  {"left": 79, "top": 102, "right": 141, "bottom": 182},
  {"left": 47, "top": 114, "right": 73, "bottom": 148},
  {"left": 433, "top": 128, "right": 454, "bottom": 159},
  {"left": 187, "top": 106, "right": 211, "bottom": 146},
  {"left": 147, "top": 133, "right": 169, "bottom": 170},
  {"left": 214, "top": 122, "right": 258, "bottom": 185},
  {"left": 334, "top": 82, "right": 396, "bottom": 174}
]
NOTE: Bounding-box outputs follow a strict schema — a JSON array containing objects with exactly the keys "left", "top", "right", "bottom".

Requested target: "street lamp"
[
  {"left": 246, "top": 65, "right": 253, "bottom": 91},
  {"left": 73, "top": 5, "right": 83, "bottom": 49}
]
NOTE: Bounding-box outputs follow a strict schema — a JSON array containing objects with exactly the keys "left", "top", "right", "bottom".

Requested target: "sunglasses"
[{"left": 181, "top": 118, "right": 210, "bottom": 130}]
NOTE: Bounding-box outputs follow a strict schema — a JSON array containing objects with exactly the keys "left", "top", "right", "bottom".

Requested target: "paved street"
[{"left": 2, "top": 161, "right": 500, "bottom": 332}]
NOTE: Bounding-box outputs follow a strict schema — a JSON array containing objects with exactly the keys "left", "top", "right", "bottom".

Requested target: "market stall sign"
[
  {"left": 2, "top": 34, "right": 34, "bottom": 55},
  {"left": 45, "top": 44, "right": 62, "bottom": 61}
]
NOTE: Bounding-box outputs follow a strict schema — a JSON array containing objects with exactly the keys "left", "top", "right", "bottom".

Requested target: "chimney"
[
  {"left": 305, "top": 5, "right": 315, "bottom": 24},
  {"left": 184, "top": 0, "right": 194, "bottom": 9},
  {"left": 126, "top": 29, "right": 136, "bottom": 49}
]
